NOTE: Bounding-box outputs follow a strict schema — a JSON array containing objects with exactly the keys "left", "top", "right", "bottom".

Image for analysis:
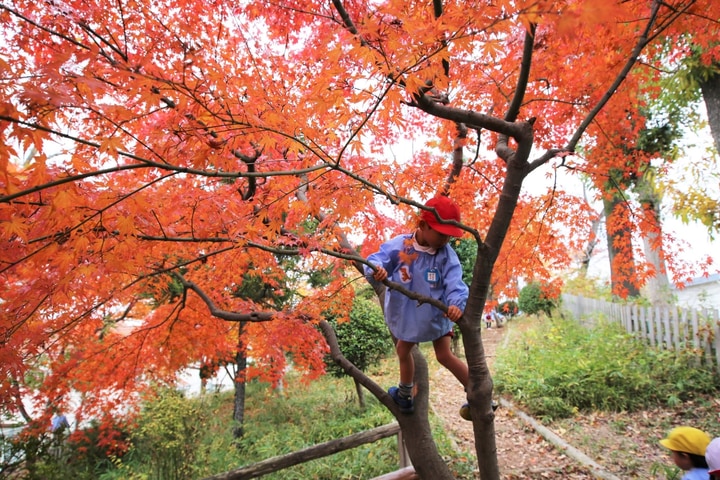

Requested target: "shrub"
[
  {"left": 495, "top": 316, "right": 719, "bottom": 420},
  {"left": 325, "top": 295, "right": 392, "bottom": 377},
  {"left": 518, "top": 282, "right": 556, "bottom": 316},
  {"left": 498, "top": 300, "right": 519, "bottom": 317},
  {"left": 127, "top": 389, "right": 207, "bottom": 480}
]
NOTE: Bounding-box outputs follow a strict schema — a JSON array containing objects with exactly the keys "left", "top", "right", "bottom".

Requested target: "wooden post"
[
  {"left": 712, "top": 308, "right": 720, "bottom": 370},
  {"left": 662, "top": 307, "right": 671, "bottom": 349},
  {"left": 671, "top": 307, "right": 681, "bottom": 351},
  {"left": 645, "top": 307, "right": 654, "bottom": 346}
]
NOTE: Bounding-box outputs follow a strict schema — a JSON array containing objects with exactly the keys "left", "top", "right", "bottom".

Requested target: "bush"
[
  {"left": 498, "top": 300, "right": 519, "bottom": 317},
  {"left": 518, "top": 282, "right": 556, "bottom": 316},
  {"left": 494, "top": 316, "right": 719, "bottom": 420},
  {"left": 125, "top": 389, "right": 207, "bottom": 480},
  {"left": 325, "top": 295, "right": 392, "bottom": 377}
]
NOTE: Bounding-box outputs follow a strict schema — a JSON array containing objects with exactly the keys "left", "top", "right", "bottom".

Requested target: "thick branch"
[
  {"left": 505, "top": 24, "right": 536, "bottom": 123},
  {"left": 177, "top": 276, "right": 274, "bottom": 322},
  {"left": 318, "top": 320, "right": 388, "bottom": 400},
  {"left": 413, "top": 96, "right": 523, "bottom": 140}
]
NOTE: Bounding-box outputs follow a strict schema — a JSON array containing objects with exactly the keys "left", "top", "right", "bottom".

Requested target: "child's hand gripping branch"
[{"left": 364, "top": 195, "right": 472, "bottom": 420}]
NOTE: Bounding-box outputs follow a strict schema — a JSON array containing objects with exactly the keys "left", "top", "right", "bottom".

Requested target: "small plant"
[
  {"left": 128, "top": 388, "right": 206, "bottom": 480},
  {"left": 650, "top": 461, "right": 681, "bottom": 480},
  {"left": 495, "top": 316, "right": 719, "bottom": 420}
]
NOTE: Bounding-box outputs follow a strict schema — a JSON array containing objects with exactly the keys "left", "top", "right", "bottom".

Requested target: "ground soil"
[{"left": 428, "top": 321, "right": 720, "bottom": 479}]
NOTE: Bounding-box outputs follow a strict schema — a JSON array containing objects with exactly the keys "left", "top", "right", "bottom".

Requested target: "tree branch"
[
  {"left": 412, "top": 96, "right": 523, "bottom": 140},
  {"left": 505, "top": 24, "right": 536, "bottom": 123},
  {"left": 175, "top": 275, "right": 275, "bottom": 322},
  {"left": 0, "top": 116, "right": 329, "bottom": 204}
]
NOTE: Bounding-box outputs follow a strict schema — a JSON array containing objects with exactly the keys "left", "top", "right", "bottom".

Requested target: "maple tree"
[{"left": 2, "top": 1, "right": 719, "bottom": 479}]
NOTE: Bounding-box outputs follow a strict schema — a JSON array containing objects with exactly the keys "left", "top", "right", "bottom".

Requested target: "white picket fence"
[{"left": 562, "top": 294, "right": 720, "bottom": 370}]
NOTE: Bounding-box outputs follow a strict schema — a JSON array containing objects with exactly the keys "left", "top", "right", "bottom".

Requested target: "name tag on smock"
[{"left": 425, "top": 268, "right": 439, "bottom": 287}]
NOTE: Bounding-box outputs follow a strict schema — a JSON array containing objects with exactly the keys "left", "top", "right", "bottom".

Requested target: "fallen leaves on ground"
[{"left": 429, "top": 325, "right": 716, "bottom": 479}]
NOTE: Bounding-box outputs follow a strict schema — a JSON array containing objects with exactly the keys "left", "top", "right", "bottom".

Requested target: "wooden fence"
[
  {"left": 562, "top": 294, "right": 720, "bottom": 370},
  {"left": 202, "top": 422, "right": 417, "bottom": 480}
]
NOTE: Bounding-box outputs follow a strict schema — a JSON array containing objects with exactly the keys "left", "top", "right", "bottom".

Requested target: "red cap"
[{"left": 420, "top": 196, "right": 464, "bottom": 237}]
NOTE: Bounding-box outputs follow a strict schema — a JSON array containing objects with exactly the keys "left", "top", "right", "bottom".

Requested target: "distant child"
[
  {"left": 365, "top": 195, "right": 471, "bottom": 420},
  {"left": 706, "top": 437, "right": 720, "bottom": 480},
  {"left": 659, "top": 426, "right": 711, "bottom": 480},
  {"left": 485, "top": 310, "right": 495, "bottom": 329}
]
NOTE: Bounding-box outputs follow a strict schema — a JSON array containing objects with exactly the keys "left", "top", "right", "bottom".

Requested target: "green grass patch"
[
  {"left": 94, "top": 355, "right": 475, "bottom": 480},
  {"left": 230, "top": 377, "right": 398, "bottom": 480},
  {"left": 494, "top": 315, "right": 720, "bottom": 421}
]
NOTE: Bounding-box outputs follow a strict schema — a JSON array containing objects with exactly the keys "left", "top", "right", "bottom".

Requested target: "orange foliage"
[{"left": 1, "top": 0, "right": 718, "bottom": 436}]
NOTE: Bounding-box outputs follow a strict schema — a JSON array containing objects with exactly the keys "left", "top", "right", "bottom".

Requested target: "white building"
[{"left": 673, "top": 273, "right": 720, "bottom": 310}]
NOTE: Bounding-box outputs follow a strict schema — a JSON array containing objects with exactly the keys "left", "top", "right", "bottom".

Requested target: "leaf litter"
[{"left": 429, "top": 325, "right": 718, "bottom": 479}]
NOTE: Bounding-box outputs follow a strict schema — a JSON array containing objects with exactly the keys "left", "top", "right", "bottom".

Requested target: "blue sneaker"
[{"left": 388, "top": 386, "right": 414, "bottom": 414}]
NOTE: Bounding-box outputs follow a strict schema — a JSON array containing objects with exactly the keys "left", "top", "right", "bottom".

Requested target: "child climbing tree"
[{"left": 2, "top": 1, "right": 719, "bottom": 479}]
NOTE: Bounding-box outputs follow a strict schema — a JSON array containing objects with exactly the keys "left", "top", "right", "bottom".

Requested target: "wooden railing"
[
  {"left": 562, "top": 294, "right": 720, "bottom": 369},
  {"left": 202, "top": 422, "right": 417, "bottom": 480}
]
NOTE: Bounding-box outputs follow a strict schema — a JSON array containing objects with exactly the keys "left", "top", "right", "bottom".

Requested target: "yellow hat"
[{"left": 660, "top": 427, "right": 711, "bottom": 456}]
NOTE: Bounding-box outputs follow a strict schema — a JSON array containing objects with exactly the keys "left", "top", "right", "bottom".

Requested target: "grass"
[
  {"left": 494, "top": 314, "right": 719, "bottom": 421},
  {"left": 230, "top": 377, "right": 398, "bottom": 480},
  {"left": 97, "top": 355, "right": 476, "bottom": 480},
  {"left": 33, "top": 312, "right": 720, "bottom": 479},
  {"left": 494, "top": 314, "right": 720, "bottom": 479}
]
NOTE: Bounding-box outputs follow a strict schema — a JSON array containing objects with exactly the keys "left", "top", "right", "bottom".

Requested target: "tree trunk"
[
  {"left": 397, "top": 349, "right": 456, "bottom": 480},
  {"left": 700, "top": 71, "right": 720, "bottom": 155},
  {"left": 641, "top": 228, "right": 671, "bottom": 305},
  {"left": 636, "top": 179, "right": 671, "bottom": 305},
  {"left": 602, "top": 194, "right": 641, "bottom": 299},
  {"left": 354, "top": 378, "right": 366, "bottom": 409},
  {"left": 233, "top": 321, "right": 248, "bottom": 439},
  {"left": 319, "top": 321, "right": 456, "bottom": 479},
  {"left": 579, "top": 209, "right": 603, "bottom": 277}
]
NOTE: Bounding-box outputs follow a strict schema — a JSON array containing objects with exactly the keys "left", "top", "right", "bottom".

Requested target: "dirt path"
[{"left": 429, "top": 325, "right": 601, "bottom": 479}]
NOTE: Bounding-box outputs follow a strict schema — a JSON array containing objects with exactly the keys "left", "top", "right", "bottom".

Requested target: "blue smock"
[
  {"left": 365, "top": 234, "right": 468, "bottom": 343},
  {"left": 682, "top": 468, "right": 709, "bottom": 480}
]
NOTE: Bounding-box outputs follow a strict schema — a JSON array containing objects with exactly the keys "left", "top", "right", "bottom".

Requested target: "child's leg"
[
  {"left": 396, "top": 340, "right": 415, "bottom": 397},
  {"left": 433, "top": 335, "right": 468, "bottom": 387}
]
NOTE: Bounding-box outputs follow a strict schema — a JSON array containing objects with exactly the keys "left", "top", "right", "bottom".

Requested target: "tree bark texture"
[
  {"left": 700, "top": 72, "right": 720, "bottom": 155},
  {"left": 233, "top": 321, "right": 248, "bottom": 439},
  {"left": 603, "top": 194, "right": 641, "bottom": 298}
]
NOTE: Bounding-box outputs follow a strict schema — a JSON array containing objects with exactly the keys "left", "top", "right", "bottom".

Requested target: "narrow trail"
[{"left": 429, "top": 325, "right": 612, "bottom": 479}]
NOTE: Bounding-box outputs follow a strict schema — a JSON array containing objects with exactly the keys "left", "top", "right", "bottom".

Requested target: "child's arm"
[
  {"left": 364, "top": 237, "right": 401, "bottom": 282},
  {"left": 443, "top": 247, "right": 469, "bottom": 318}
]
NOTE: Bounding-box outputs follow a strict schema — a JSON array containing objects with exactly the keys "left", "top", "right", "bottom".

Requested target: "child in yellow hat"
[{"left": 660, "top": 426, "right": 711, "bottom": 480}]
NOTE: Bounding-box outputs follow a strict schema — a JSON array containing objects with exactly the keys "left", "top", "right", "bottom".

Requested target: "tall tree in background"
[
  {"left": 2, "top": 1, "right": 719, "bottom": 478},
  {"left": 656, "top": 42, "right": 720, "bottom": 240}
]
